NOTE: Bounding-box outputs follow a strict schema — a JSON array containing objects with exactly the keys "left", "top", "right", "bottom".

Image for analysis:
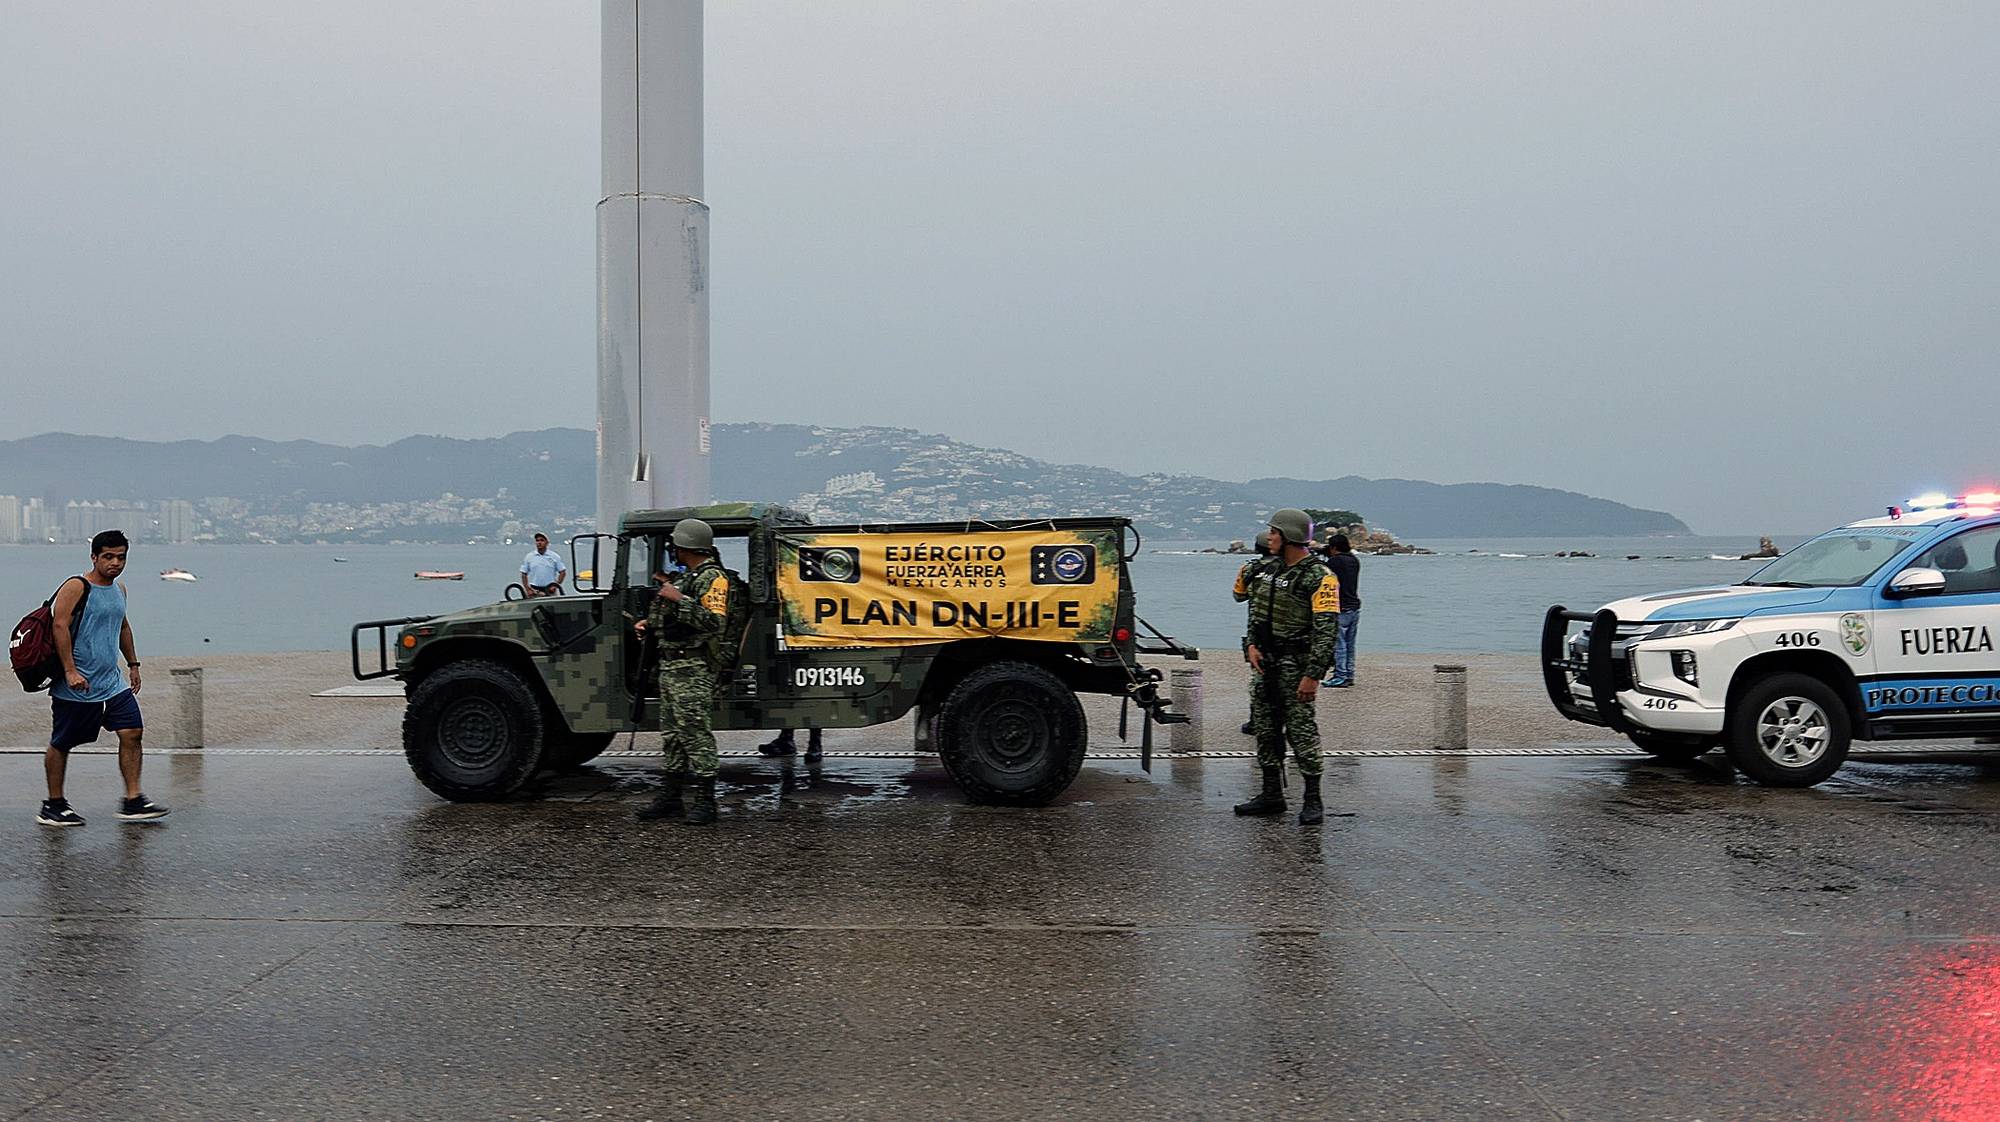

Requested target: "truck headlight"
[
  {"left": 1671, "top": 650, "right": 1698, "bottom": 686},
  {"left": 1645, "top": 618, "right": 1738, "bottom": 640}
]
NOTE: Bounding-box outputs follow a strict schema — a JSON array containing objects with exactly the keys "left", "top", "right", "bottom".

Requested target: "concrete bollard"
[
  {"left": 1433, "top": 664, "right": 1467, "bottom": 750},
  {"left": 1168, "top": 666, "right": 1203, "bottom": 754},
  {"left": 158, "top": 667, "right": 205, "bottom": 749}
]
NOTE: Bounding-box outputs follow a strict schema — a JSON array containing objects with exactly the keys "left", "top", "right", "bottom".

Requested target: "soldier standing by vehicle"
[
  {"left": 1234, "top": 509, "right": 1340, "bottom": 825},
  {"left": 631, "top": 519, "right": 731, "bottom": 825}
]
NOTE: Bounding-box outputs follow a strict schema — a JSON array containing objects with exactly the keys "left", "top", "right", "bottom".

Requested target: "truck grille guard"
[{"left": 1541, "top": 605, "right": 1636, "bottom": 734}]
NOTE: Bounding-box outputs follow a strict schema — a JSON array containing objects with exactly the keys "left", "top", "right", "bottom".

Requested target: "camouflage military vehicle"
[{"left": 354, "top": 503, "right": 1192, "bottom": 806}]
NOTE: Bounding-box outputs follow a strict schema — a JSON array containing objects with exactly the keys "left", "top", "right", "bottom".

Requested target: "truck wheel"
[
  {"left": 1723, "top": 673, "right": 1851, "bottom": 787},
  {"left": 404, "top": 659, "right": 547, "bottom": 801},
  {"left": 545, "top": 731, "right": 617, "bottom": 770},
  {"left": 1627, "top": 730, "right": 1715, "bottom": 761},
  {"left": 936, "top": 661, "right": 1086, "bottom": 806}
]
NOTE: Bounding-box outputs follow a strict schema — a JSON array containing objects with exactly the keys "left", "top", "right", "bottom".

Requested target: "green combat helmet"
[
  {"left": 1268, "top": 508, "right": 1314, "bottom": 547},
  {"left": 671, "top": 518, "right": 715, "bottom": 553}
]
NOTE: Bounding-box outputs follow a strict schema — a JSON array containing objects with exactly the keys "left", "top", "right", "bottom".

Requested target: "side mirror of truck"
[
  {"left": 570, "top": 533, "right": 617, "bottom": 593},
  {"left": 1885, "top": 567, "right": 1946, "bottom": 599}
]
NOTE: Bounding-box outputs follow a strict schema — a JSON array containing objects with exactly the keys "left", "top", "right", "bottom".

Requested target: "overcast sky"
[{"left": 2, "top": 2, "right": 1994, "bottom": 533}]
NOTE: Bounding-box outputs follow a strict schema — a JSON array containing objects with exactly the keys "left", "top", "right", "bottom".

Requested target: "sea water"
[{"left": 0, "top": 536, "right": 1790, "bottom": 658}]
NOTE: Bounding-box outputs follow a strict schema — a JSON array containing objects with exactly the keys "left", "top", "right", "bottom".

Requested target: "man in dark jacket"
[{"left": 1320, "top": 532, "right": 1362, "bottom": 687}]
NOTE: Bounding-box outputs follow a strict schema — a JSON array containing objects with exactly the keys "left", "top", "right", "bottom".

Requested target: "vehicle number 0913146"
[
  {"left": 794, "top": 666, "right": 866, "bottom": 688},
  {"left": 1772, "top": 631, "right": 1822, "bottom": 648}
]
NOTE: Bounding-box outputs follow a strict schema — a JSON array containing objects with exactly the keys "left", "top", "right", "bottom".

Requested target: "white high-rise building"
[
  {"left": 0, "top": 495, "right": 19, "bottom": 544},
  {"left": 159, "top": 499, "right": 195, "bottom": 544}
]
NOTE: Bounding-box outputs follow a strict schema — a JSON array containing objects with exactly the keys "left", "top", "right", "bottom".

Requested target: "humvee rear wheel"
[
  {"left": 404, "top": 659, "right": 547, "bottom": 802},
  {"left": 936, "top": 661, "right": 1086, "bottom": 806},
  {"left": 1723, "top": 673, "right": 1850, "bottom": 787},
  {"left": 1627, "top": 730, "right": 1715, "bottom": 761}
]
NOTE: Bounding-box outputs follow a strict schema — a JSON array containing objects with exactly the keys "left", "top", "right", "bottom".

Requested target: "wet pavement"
[{"left": 2, "top": 749, "right": 1995, "bottom": 1121}]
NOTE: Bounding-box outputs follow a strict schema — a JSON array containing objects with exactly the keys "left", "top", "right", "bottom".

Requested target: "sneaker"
[
  {"left": 117, "top": 795, "right": 170, "bottom": 821},
  {"left": 37, "top": 799, "right": 85, "bottom": 828}
]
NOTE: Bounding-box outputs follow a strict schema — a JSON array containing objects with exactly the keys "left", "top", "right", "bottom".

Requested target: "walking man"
[
  {"left": 1321, "top": 532, "right": 1362, "bottom": 687},
  {"left": 1234, "top": 510, "right": 1340, "bottom": 826},
  {"left": 632, "top": 519, "right": 730, "bottom": 825},
  {"left": 519, "top": 533, "right": 567, "bottom": 598},
  {"left": 39, "top": 530, "right": 169, "bottom": 826}
]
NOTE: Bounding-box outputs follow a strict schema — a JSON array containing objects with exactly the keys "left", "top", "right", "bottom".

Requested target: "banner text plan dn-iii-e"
[{"left": 354, "top": 505, "right": 1196, "bottom": 807}]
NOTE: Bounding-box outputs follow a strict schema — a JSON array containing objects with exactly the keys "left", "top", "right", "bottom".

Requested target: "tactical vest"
[{"left": 1248, "top": 555, "right": 1329, "bottom": 656}]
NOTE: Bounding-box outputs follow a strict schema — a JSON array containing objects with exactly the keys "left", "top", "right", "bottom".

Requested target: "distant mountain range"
[{"left": 0, "top": 426, "right": 1688, "bottom": 539}]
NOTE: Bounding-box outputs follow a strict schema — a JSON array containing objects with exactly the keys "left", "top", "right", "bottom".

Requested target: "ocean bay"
[{"left": 0, "top": 535, "right": 1791, "bottom": 657}]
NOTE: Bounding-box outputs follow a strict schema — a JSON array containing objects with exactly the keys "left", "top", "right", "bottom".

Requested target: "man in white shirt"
[{"left": 519, "top": 533, "right": 567, "bottom": 598}]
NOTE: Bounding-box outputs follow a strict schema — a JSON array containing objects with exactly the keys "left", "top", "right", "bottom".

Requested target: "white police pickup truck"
[{"left": 1543, "top": 493, "right": 2000, "bottom": 786}]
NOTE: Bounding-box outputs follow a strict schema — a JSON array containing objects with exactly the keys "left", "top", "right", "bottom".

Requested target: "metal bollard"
[
  {"left": 1168, "top": 666, "right": 1203, "bottom": 754},
  {"left": 1433, "top": 664, "right": 1467, "bottom": 750},
  {"left": 162, "top": 667, "right": 205, "bottom": 749}
]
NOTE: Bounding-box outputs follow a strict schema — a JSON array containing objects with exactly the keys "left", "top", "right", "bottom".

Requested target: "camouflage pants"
[
  {"left": 658, "top": 656, "right": 719, "bottom": 778},
  {"left": 1250, "top": 654, "right": 1322, "bottom": 776}
]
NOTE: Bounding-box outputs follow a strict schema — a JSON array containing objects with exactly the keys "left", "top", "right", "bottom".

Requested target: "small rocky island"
[{"left": 1203, "top": 521, "right": 1434, "bottom": 556}]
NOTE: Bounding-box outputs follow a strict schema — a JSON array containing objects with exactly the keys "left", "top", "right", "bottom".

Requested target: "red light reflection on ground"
[{"left": 1842, "top": 948, "right": 2000, "bottom": 1121}]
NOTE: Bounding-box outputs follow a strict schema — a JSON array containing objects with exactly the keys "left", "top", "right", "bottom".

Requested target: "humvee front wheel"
[
  {"left": 404, "top": 659, "right": 547, "bottom": 801},
  {"left": 936, "top": 661, "right": 1086, "bottom": 806}
]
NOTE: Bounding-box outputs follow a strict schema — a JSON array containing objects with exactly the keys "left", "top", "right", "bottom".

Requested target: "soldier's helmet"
[
  {"left": 670, "top": 518, "right": 716, "bottom": 552},
  {"left": 1268, "top": 508, "right": 1314, "bottom": 546}
]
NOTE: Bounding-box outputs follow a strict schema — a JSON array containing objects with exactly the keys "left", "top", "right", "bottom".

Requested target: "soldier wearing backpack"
[
  {"left": 630, "top": 519, "right": 733, "bottom": 825},
  {"left": 38, "top": 530, "right": 169, "bottom": 827}
]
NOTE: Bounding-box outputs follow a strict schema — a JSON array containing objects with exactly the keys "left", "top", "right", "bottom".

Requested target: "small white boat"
[
  {"left": 160, "top": 568, "right": 198, "bottom": 582},
  {"left": 332, "top": 557, "right": 349, "bottom": 563},
  {"left": 414, "top": 570, "right": 465, "bottom": 581}
]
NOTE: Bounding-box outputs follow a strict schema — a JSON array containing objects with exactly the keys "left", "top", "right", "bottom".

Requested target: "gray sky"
[{"left": 2, "top": 2, "right": 1994, "bottom": 534}]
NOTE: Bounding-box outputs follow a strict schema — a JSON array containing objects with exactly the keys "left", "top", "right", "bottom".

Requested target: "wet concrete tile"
[
  {"left": 51, "top": 924, "right": 1553, "bottom": 1122},
  {"left": 1382, "top": 931, "right": 2000, "bottom": 1122},
  {"left": 0, "top": 918, "right": 351, "bottom": 1116}
]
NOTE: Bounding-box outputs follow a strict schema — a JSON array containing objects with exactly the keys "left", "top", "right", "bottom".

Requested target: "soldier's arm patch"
[
  {"left": 1311, "top": 573, "right": 1341, "bottom": 614},
  {"left": 700, "top": 576, "right": 730, "bottom": 618}
]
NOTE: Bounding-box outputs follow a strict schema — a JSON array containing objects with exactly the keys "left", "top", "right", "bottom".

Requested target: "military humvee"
[{"left": 354, "top": 503, "right": 1193, "bottom": 806}]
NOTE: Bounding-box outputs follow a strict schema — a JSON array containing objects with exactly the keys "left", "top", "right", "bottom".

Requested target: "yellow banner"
[{"left": 776, "top": 528, "right": 1122, "bottom": 648}]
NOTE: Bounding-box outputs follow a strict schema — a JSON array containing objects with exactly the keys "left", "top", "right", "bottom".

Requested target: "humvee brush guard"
[{"left": 355, "top": 504, "right": 1194, "bottom": 805}]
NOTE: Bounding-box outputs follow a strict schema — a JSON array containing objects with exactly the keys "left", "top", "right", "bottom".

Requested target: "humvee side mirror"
[
  {"left": 1885, "top": 567, "right": 1946, "bottom": 599},
  {"left": 570, "top": 533, "right": 617, "bottom": 593}
]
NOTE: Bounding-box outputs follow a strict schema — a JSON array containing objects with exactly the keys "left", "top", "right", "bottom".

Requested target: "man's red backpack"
[{"left": 11, "top": 577, "right": 90, "bottom": 693}]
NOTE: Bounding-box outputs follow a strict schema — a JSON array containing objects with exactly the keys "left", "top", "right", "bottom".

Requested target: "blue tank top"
[{"left": 51, "top": 578, "right": 128, "bottom": 704}]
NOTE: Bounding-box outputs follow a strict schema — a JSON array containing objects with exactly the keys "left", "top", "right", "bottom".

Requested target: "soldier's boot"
[
  {"left": 756, "top": 729, "right": 797, "bottom": 757},
  {"left": 804, "top": 728, "right": 823, "bottom": 762},
  {"left": 1232, "top": 768, "right": 1287, "bottom": 816},
  {"left": 684, "top": 774, "right": 718, "bottom": 826},
  {"left": 1239, "top": 720, "right": 1254, "bottom": 736},
  {"left": 636, "top": 772, "right": 684, "bottom": 820},
  {"left": 1298, "top": 774, "right": 1324, "bottom": 826}
]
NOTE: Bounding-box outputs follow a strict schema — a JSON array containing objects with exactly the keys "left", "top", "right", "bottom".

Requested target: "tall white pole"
[{"left": 598, "top": 0, "right": 710, "bottom": 532}]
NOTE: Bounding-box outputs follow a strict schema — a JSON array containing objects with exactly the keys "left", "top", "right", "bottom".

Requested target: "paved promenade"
[{"left": 3, "top": 740, "right": 1995, "bottom": 1120}]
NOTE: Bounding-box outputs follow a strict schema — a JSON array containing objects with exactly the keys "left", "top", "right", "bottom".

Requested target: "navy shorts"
[{"left": 49, "top": 690, "right": 143, "bottom": 751}]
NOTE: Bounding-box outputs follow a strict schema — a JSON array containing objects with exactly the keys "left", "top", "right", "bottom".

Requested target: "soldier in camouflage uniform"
[
  {"left": 1235, "top": 508, "right": 1341, "bottom": 825},
  {"left": 632, "top": 518, "right": 732, "bottom": 825}
]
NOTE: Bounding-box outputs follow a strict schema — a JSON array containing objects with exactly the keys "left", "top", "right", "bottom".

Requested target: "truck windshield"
[{"left": 1744, "top": 531, "right": 1910, "bottom": 588}]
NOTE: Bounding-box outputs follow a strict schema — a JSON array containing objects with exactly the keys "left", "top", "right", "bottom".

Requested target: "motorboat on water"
[
  {"left": 160, "top": 568, "right": 198, "bottom": 582},
  {"left": 414, "top": 571, "right": 465, "bottom": 581},
  {"left": 332, "top": 557, "right": 349, "bottom": 563}
]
